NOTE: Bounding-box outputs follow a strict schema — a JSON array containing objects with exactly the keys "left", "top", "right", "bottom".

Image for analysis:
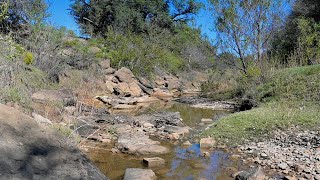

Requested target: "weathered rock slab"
[
  {"left": 0, "top": 104, "right": 107, "bottom": 180},
  {"left": 114, "top": 67, "right": 135, "bottom": 83},
  {"left": 152, "top": 89, "right": 174, "bottom": 100},
  {"left": 123, "top": 168, "right": 156, "bottom": 180},
  {"left": 164, "top": 125, "right": 190, "bottom": 136},
  {"left": 32, "top": 89, "right": 75, "bottom": 105},
  {"left": 116, "top": 132, "right": 169, "bottom": 155},
  {"left": 143, "top": 157, "right": 165, "bottom": 168}
]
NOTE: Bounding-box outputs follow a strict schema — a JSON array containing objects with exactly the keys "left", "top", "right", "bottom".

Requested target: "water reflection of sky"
[{"left": 168, "top": 144, "right": 231, "bottom": 180}]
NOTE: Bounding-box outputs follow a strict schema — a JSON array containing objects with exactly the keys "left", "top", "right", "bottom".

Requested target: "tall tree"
[
  {"left": 69, "top": 0, "right": 201, "bottom": 36},
  {"left": 292, "top": 0, "right": 320, "bottom": 22},
  {"left": 0, "top": 0, "right": 49, "bottom": 33},
  {"left": 210, "top": 0, "right": 288, "bottom": 74},
  {"left": 272, "top": 0, "right": 320, "bottom": 66}
]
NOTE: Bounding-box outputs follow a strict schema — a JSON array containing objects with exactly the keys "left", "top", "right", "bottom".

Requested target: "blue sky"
[
  {"left": 45, "top": 0, "right": 291, "bottom": 42},
  {"left": 46, "top": 0, "right": 214, "bottom": 39},
  {"left": 46, "top": 0, "right": 80, "bottom": 34}
]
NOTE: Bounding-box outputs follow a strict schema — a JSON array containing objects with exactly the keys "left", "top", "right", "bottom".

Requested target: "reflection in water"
[
  {"left": 166, "top": 144, "right": 236, "bottom": 180},
  {"left": 85, "top": 103, "right": 239, "bottom": 180},
  {"left": 86, "top": 143, "right": 239, "bottom": 180},
  {"left": 166, "top": 103, "right": 229, "bottom": 127}
]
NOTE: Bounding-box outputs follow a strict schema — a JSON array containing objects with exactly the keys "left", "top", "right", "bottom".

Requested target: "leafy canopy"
[{"left": 70, "top": 0, "right": 201, "bottom": 36}]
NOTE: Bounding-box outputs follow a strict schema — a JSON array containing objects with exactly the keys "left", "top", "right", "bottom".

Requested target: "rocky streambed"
[
  {"left": 28, "top": 83, "right": 319, "bottom": 180},
  {"left": 75, "top": 99, "right": 320, "bottom": 180},
  {"left": 74, "top": 102, "right": 248, "bottom": 180},
  {"left": 237, "top": 128, "right": 320, "bottom": 180}
]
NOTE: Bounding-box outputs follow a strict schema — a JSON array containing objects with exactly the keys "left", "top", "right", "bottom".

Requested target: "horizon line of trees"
[{"left": 0, "top": 0, "right": 320, "bottom": 75}]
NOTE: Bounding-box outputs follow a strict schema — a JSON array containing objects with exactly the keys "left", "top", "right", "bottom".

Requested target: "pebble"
[
  {"left": 278, "top": 162, "right": 289, "bottom": 170},
  {"left": 303, "top": 167, "right": 311, "bottom": 174},
  {"left": 260, "top": 153, "right": 268, "bottom": 159},
  {"left": 182, "top": 141, "right": 192, "bottom": 147},
  {"left": 239, "top": 128, "right": 320, "bottom": 179}
]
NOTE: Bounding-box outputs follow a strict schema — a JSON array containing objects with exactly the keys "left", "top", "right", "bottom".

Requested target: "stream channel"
[{"left": 84, "top": 102, "right": 246, "bottom": 180}]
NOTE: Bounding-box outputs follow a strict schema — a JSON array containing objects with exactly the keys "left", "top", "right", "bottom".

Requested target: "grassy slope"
[{"left": 203, "top": 65, "right": 320, "bottom": 145}]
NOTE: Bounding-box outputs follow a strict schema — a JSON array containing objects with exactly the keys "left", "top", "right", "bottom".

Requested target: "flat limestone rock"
[
  {"left": 152, "top": 89, "right": 174, "bottom": 100},
  {"left": 164, "top": 125, "right": 190, "bottom": 135},
  {"left": 123, "top": 168, "right": 156, "bottom": 180},
  {"left": 143, "top": 157, "right": 165, "bottom": 168},
  {"left": 31, "top": 89, "right": 74, "bottom": 105},
  {"left": 113, "top": 104, "right": 137, "bottom": 110},
  {"left": 114, "top": 67, "right": 135, "bottom": 83},
  {"left": 117, "top": 132, "right": 169, "bottom": 155}
]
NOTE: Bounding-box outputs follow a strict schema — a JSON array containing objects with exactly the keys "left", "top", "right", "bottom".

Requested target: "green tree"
[
  {"left": 292, "top": 0, "right": 320, "bottom": 22},
  {"left": 210, "top": 0, "right": 288, "bottom": 74},
  {"left": 69, "top": 0, "right": 201, "bottom": 36},
  {"left": 0, "top": 0, "right": 49, "bottom": 33},
  {"left": 271, "top": 0, "right": 320, "bottom": 66}
]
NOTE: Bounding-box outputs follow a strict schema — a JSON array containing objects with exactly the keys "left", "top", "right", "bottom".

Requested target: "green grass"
[
  {"left": 203, "top": 101, "right": 320, "bottom": 145},
  {"left": 256, "top": 64, "right": 320, "bottom": 103},
  {"left": 203, "top": 65, "right": 320, "bottom": 145}
]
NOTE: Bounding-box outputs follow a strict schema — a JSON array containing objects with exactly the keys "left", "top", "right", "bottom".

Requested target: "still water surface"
[{"left": 86, "top": 103, "right": 242, "bottom": 180}]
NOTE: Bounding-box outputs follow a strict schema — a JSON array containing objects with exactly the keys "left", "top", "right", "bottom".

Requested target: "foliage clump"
[{"left": 23, "top": 51, "right": 34, "bottom": 65}]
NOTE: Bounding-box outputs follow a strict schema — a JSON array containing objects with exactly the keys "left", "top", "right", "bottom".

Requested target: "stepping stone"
[
  {"left": 143, "top": 157, "right": 165, "bottom": 167},
  {"left": 123, "top": 168, "right": 157, "bottom": 180}
]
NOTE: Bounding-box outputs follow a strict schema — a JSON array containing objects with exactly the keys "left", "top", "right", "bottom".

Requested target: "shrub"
[
  {"left": 255, "top": 65, "right": 320, "bottom": 103},
  {"left": 23, "top": 51, "right": 34, "bottom": 65}
]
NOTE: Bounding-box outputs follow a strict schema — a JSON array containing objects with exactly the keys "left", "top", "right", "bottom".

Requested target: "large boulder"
[
  {"left": 116, "top": 132, "right": 169, "bottom": 155},
  {"left": 152, "top": 88, "right": 174, "bottom": 101},
  {"left": 164, "top": 75, "right": 181, "bottom": 90},
  {"left": 137, "top": 82, "right": 153, "bottom": 95},
  {"left": 114, "top": 67, "right": 135, "bottom": 83},
  {"left": 123, "top": 168, "right": 156, "bottom": 180},
  {"left": 114, "top": 82, "right": 131, "bottom": 96},
  {"left": 128, "top": 82, "right": 142, "bottom": 97},
  {"left": 143, "top": 157, "right": 165, "bottom": 168},
  {"left": 138, "top": 77, "right": 153, "bottom": 89},
  {"left": 0, "top": 104, "right": 107, "bottom": 180},
  {"left": 114, "top": 82, "right": 142, "bottom": 97},
  {"left": 31, "top": 89, "right": 75, "bottom": 106}
]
